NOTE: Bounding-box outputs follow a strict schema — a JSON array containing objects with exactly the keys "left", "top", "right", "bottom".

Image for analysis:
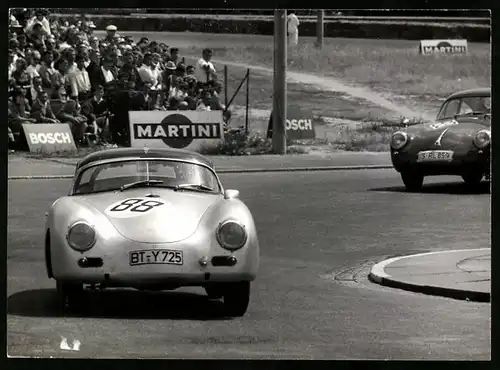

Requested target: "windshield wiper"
[
  {"left": 120, "top": 179, "right": 164, "bottom": 192},
  {"left": 174, "top": 183, "right": 214, "bottom": 192}
]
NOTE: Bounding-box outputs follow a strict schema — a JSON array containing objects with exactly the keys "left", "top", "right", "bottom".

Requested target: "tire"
[
  {"left": 401, "top": 171, "right": 424, "bottom": 192},
  {"left": 462, "top": 172, "right": 483, "bottom": 187},
  {"left": 204, "top": 286, "right": 223, "bottom": 300},
  {"left": 56, "top": 281, "right": 84, "bottom": 314},
  {"left": 223, "top": 282, "right": 251, "bottom": 317}
]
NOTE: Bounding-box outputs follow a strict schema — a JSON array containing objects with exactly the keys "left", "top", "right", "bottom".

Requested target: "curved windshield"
[
  {"left": 73, "top": 160, "right": 221, "bottom": 195},
  {"left": 437, "top": 96, "right": 491, "bottom": 121}
]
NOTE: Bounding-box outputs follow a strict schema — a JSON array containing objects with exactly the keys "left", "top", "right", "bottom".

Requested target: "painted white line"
[{"left": 370, "top": 248, "right": 491, "bottom": 280}]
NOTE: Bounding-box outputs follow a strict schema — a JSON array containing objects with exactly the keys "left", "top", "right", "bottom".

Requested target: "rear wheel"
[
  {"left": 223, "top": 282, "right": 251, "bottom": 317},
  {"left": 56, "top": 281, "right": 84, "bottom": 314},
  {"left": 401, "top": 171, "right": 424, "bottom": 192},
  {"left": 462, "top": 171, "right": 483, "bottom": 188}
]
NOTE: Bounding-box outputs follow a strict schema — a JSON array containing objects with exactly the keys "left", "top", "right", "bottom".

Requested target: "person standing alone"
[{"left": 287, "top": 10, "right": 300, "bottom": 46}]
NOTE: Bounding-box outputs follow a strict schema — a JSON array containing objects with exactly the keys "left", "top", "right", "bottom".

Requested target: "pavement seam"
[
  {"left": 368, "top": 248, "right": 491, "bottom": 303},
  {"left": 8, "top": 165, "right": 394, "bottom": 180}
]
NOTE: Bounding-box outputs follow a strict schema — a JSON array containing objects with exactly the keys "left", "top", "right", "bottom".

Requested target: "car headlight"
[
  {"left": 473, "top": 129, "right": 491, "bottom": 149},
  {"left": 390, "top": 131, "right": 408, "bottom": 150},
  {"left": 216, "top": 220, "right": 247, "bottom": 251},
  {"left": 67, "top": 221, "right": 96, "bottom": 252}
]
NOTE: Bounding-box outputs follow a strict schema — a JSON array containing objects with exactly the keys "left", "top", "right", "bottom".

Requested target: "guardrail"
[
  {"left": 48, "top": 13, "right": 491, "bottom": 42},
  {"left": 130, "top": 13, "right": 491, "bottom": 24},
  {"left": 50, "top": 12, "right": 490, "bottom": 25}
]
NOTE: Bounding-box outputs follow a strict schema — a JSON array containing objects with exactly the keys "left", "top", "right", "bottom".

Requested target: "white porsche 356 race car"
[{"left": 45, "top": 147, "right": 260, "bottom": 317}]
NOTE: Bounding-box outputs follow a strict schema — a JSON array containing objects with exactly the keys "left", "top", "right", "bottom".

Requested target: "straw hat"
[
  {"left": 165, "top": 61, "right": 176, "bottom": 70},
  {"left": 10, "top": 19, "right": 22, "bottom": 28}
]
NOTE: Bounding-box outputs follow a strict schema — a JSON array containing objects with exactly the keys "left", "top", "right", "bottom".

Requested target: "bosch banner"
[
  {"left": 268, "top": 105, "right": 317, "bottom": 140},
  {"left": 22, "top": 123, "right": 77, "bottom": 154}
]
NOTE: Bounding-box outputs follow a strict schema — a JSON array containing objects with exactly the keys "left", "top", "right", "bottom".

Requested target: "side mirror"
[{"left": 224, "top": 189, "right": 240, "bottom": 199}]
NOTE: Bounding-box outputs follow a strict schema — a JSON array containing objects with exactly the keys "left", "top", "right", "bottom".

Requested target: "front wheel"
[
  {"left": 401, "top": 171, "right": 424, "bottom": 192},
  {"left": 223, "top": 282, "right": 251, "bottom": 317},
  {"left": 462, "top": 171, "right": 483, "bottom": 187},
  {"left": 56, "top": 281, "right": 84, "bottom": 314}
]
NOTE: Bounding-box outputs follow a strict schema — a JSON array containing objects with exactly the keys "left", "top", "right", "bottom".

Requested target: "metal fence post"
[
  {"left": 224, "top": 65, "right": 228, "bottom": 108},
  {"left": 245, "top": 69, "right": 250, "bottom": 134},
  {"left": 272, "top": 9, "right": 287, "bottom": 154}
]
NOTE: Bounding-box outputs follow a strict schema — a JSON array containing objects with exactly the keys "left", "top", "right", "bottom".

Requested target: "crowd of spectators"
[{"left": 8, "top": 8, "right": 229, "bottom": 149}]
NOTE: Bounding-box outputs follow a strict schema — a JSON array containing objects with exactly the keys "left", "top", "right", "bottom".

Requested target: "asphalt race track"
[{"left": 7, "top": 169, "right": 491, "bottom": 359}]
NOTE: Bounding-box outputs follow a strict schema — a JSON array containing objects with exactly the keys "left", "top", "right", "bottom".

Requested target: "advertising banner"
[
  {"left": 419, "top": 39, "right": 468, "bottom": 54},
  {"left": 22, "top": 124, "right": 77, "bottom": 154},
  {"left": 129, "top": 111, "right": 224, "bottom": 152}
]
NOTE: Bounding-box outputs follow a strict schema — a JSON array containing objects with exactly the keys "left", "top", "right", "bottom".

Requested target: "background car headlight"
[
  {"left": 67, "top": 221, "right": 96, "bottom": 251},
  {"left": 473, "top": 130, "right": 490, "bottom": 149},
  {"left": 390, "top": 131, "right": 408, "bottom": 150},
  {"left": 216, "top": 220, "right": 247, "bottom": 251}
]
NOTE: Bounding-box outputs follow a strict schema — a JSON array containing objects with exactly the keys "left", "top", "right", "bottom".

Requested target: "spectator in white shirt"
[
  {"left": 168, "top": 75, "right": 188, "bottom": 102},
  {"left": 89, "top": 36, "right": 99, "bottom": 52},
  {"left": 287, "top": 10, "right": 300, "bottom": 46},
  {"left": 78, "top": 45, "right": 91, "bottom": 68},
  {"left": 25, "top": 50, "right": 41, "bottom": 79},
  {"left": 64, "top": 48, "right": 77, "bottom": 74},
  {"left": 25, "top": 9, "right": 51, "bottom": 37},
  {"left": 100, "top": 56, "right": 116, "bottom": 88},
  {"left": 8, "top": 50, "right": 17, "bottom": 80},
  {"left": 68, "top": 56, "right": 92, "bottom": 102},
  {"left": 137, "top": 53, "right": 161, "bottom": 109},
  {"left": 196, "top": 90, "right": 213, "bottom": 111},
  {"left": 195, "top": 48, "right": 216, "bottom": 83},
  {"left": 30, "top": 76, "right": 44, "bottom": 104},
  {"left": 151, "top": 53, "right": 163, "bottom": 82},
  {"left": 137, "top": 53, "right": 157, "bottom": 88}
]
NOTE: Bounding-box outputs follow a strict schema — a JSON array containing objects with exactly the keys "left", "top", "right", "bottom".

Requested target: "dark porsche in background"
[{"left": 390, "top": 88, "right": 491, "bottom": 191}]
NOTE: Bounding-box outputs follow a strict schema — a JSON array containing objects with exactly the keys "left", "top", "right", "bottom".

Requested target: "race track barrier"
[{"left": 49, "top": 14, "right": 490, "bottom": 42}]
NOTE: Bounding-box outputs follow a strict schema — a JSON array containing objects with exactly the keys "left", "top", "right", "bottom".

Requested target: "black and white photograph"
[{"left": 7, "top": 6, "right": 491, "bottom": 360}]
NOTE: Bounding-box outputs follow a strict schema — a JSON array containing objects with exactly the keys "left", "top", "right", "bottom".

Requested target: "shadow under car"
[
  {"left": 7, "top": 288, "right": 234, "bottom": 320},
  {"left": 369, "top": 180, "right": 490, "bottom": 195}
]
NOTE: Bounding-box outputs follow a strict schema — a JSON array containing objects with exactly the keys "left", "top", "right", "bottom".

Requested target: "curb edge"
[{"left": 368, "top": 249, "right": 491, "bottom": 303}]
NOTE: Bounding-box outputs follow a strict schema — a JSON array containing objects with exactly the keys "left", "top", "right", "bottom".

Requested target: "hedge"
[{"left": 49, "top": 15, "right": 490, "bottom": 43}]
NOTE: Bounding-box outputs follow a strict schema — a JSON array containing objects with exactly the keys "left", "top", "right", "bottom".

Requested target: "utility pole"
[
  {"left": 273, "top": 9, "right": 287, "bottom": 154},
  {"left": 316, "top": 9, "right": 324, "bottom": 49}
]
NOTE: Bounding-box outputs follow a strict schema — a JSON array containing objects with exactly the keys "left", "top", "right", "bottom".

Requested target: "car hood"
[
  {"left": 404, "top": 117, "right": 490, "bottom": 150},
  {"left": 73, "top": 188, "right": 223, "bottom": 243}
]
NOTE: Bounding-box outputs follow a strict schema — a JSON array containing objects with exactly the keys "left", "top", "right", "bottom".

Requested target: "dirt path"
[{"left": 202, "top": 57, "right": 434, "bottom": 121}]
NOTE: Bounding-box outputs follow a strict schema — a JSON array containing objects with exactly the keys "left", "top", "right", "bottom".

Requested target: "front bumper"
[
  {"left": 50, "top": 237, "right": 259, "bottom": 286},
  {"left": 391, "top": 148, "right": 490, "bottom": 176}
]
